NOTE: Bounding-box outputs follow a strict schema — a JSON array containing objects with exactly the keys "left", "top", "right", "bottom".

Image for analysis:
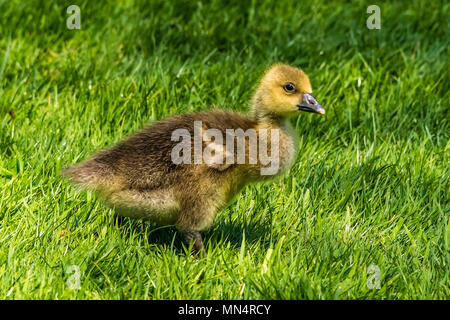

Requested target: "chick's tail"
[{"left": 61, "top": 159, "right": 114, "bottom": 192}]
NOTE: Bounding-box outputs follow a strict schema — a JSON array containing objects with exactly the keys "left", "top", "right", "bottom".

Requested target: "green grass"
[{"left": 0, "top": 0, "right": 449, "bottom": 299}]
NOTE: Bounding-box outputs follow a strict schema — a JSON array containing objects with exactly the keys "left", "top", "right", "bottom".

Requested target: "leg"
[
  {"left": 175, "top": 185, "right": 220, "bottom": 257},
  {"left": 182, "top": 230, "right": 206, "bottom": 256}
]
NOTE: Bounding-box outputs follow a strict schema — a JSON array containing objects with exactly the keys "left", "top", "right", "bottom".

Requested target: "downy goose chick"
[{"left": 62, "top": 63, "right": 325, "bottom": 255}]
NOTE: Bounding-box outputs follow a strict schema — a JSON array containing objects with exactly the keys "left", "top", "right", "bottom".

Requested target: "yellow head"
[{"left": 251, "top": 63, "right": 325, "bottom": 120}]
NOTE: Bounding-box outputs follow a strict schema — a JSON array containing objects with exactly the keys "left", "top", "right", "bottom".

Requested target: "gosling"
[{"left": 62, "top": 63, "right": 325, "bottom": 255}]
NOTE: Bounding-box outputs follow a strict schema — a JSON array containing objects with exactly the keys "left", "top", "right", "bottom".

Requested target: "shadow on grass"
[{"left": 111, "top": 213, "right": 270, "bottom": 256}]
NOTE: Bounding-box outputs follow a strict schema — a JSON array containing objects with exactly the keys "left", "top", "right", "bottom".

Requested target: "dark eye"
[{"left": 283, "top": 83, "right": 295, "bottom": 93}]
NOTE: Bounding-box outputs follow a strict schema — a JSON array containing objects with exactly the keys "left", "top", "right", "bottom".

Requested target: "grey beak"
[{"left": 297, "top": 93, "right": 325, "bottom": 115}]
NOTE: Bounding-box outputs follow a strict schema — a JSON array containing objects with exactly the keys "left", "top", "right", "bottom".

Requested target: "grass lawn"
[{"left": 0, "top": 0, "right": 448, "bottom": 299}]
